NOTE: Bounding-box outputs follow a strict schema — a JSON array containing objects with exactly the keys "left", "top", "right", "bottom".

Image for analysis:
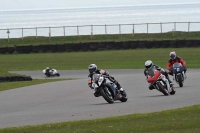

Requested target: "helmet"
[
  {"left": 88, "top": 64, "right": 97, "bottom": 73},
  {"left": 46, "top": 67, "right": 49, "bottom": 69},
  {"left": 170, "top": 51, "right": 176, "bottom": 60},
  {"left": 145, "top": 60, "right": 153, "bottom": 69}
]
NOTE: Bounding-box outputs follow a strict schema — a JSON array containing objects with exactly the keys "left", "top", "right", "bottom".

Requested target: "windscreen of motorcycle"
[
  {"left": 147, "top": 67, "right": 156, "bottom": 77},
  {"left": 92, "top": 74, "right": 101, "bottom": 82},
  {"left": 173, "top": 62, "right": 182, "bottom": 67}
]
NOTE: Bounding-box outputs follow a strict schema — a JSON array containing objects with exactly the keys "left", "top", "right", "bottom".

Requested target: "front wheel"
[
  {"left": 157, "top": 82, "right": 169, "bottom": 96},
  {"left": 177, "top": 74, "right": 183, "bottom": 87},
  {"left": 100, "top": 87, "right": 114, "bottom": 104}
]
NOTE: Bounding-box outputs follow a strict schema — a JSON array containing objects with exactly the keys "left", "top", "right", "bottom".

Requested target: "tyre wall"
[
  {"left": 0, "top": 76, "right": 32, "bottom": 82},
  {"left": 0, "top": 40, "right": 200, "bottom": 54}
]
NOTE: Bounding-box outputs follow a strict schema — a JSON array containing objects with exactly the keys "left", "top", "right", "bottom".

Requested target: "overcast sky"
[{"left": 0, "top": 0, "right": 200, "bottom": 11}]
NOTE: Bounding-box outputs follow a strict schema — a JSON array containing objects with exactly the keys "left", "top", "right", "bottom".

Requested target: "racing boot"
[
  {"left": 165, "top": 73, "right": 174, "bottom": 87},
  {"left": 183, "top": 70, "right": 187, "bottom": 79},
  {"left": 185, "top": 73, "right": 187, "bottom": 79},
  {"left": 115, "top": 81, "right": 126, "bottom": 96},
  {"left": 115, "top": 82, "right": 123, "bottom": 92},
  {"left": 168, "top": 79, "right": 174, "bottom": 87}
]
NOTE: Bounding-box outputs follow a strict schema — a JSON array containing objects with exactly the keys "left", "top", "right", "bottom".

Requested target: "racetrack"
[{"left": 0, "top": 69, "right": 199, "bottom": 128}]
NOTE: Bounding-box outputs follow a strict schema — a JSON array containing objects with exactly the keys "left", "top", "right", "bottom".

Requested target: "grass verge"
[
  {"left": 0, "top": 79, "right": 71, "bottom": 92},
  {"left": 0, "top": 105, "right": 199, "bottom": 133},
  {"left": 0, "top": 48, "right": 200, "bottom": 72}
]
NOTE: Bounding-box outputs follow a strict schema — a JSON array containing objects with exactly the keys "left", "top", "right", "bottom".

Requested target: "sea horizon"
[{"left": 0, "top": 2, "right": 200, "bottom": 38}]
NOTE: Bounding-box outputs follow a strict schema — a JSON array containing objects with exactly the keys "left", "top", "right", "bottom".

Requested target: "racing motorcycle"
[
  {"left": 43, "top": 69, "right": 60, "bottom": 77},
  {"left": 146, "top": 67, "right": 176, "bottom": 96},
  {"left": 92, "top": 74, "right": 128, "bottom": 104},
  {"left": 172, "top": 62, "right": 186, "bottom": 87}
]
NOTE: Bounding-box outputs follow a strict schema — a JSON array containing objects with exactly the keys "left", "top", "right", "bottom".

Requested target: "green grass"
[
  {"left": 0, "top": 105, "right": 199, "bottom": 133},
  {"left": 0, "top": 31, "right": 200, "bottom": 47},
  {"left": 0, "top": 48, "right": 199, "bottom": 72},
  {"left": 0, "top": 79, "right": 72, "bottom": 92},
  {"left": 0, "top": 48, "right": 199, "bottom": 132}
]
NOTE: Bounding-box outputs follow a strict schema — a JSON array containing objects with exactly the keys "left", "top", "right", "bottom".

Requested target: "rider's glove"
[{"left": 105, "top": 71, "right": 109, "bottom": 76}]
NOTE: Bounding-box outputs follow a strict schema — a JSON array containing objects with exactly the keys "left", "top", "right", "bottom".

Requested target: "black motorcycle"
[{"left": 92, "top": 74, "right": 128, "bottom": 103}]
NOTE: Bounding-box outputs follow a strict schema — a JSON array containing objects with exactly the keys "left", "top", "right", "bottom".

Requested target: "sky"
[{"left": 0, "top": 0, "right": 200, "bottom": 11}]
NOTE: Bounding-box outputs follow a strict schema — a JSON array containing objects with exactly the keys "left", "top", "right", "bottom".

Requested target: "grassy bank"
[
  {"left": 0, "top": 105, "right": 199, "bottom": 133},
  {"left": 0, "top": 48, "right": 199, "bottom": 72},
  {"left": 0, "top": 31, "right": 200, "bottom": 47}
]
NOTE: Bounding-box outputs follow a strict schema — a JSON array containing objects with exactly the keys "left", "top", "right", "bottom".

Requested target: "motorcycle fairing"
[
  {"left": 147, "top": 67, "right": 161, "bottom": 83},
  {"left": 173, "top": 63, "right": 184, "bottom": 74}
]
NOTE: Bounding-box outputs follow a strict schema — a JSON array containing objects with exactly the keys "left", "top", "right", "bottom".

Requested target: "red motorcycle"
[{"left": 146, "top": 67, "right": 176, "bottom": 96}]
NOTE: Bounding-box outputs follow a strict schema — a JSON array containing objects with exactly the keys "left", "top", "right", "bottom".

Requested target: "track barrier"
[{"left": 0, "top": 40, "right": 199, "bottom": 54}]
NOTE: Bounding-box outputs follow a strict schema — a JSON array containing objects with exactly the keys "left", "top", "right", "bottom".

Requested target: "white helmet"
[
  {"left": 170, "top": 51, "right": 176, "bottom": 60},
  {"left": 88, "top": 64, "right": 97, "bottom": 73},
  {"left": 145, "top": 60, "right": 153, "bottom": 69},
  {"left": 46, "top": 67, "right": 49, "bottom": 69}
]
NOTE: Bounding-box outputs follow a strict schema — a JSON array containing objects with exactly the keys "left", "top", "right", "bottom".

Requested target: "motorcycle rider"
[
  {"left": 144, "top": 60, "right": 173, "bottom": 90},
  {"left": 88, "top": 64, "right": 124, "bottom": 97},
  {"left": 166, "top": 51, "right": 187, "bottom": 79},
  {"left": 45, "top": 67, "right": 53, "bottom": 75}
]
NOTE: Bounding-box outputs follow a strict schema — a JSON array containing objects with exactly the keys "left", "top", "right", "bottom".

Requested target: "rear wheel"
[
  {"left": 100, "top": 87, "right": 114, "bottom": 104},
  {"left": 157, "top": 82, "right": 169, "bottom": 96},
  {"left": 177, "top": 74, "right": 183, "bottom": 87}
]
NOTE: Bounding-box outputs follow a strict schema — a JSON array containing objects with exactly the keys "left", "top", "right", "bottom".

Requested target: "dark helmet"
[
  {"left": 170, "top": 51, "right": 176, "bottom": 60},
  {"left": 88, "top": 64, "right": 97, "bottom": 73},
  {"left": 145, "top": 60, "right": 153, "bottom": 69}
]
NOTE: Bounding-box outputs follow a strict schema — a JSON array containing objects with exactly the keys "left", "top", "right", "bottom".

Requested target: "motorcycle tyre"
[
  {"left": 45, "top": 73, "right": 50, "bottom": 77},
  {"left": 100, "top": 87, "right": 114, "bottom": 104},
  {"left": 56, "top": 73, "right": 60, "bottom": 77},
  {"left": 157, "top": 82, "right": 169, "bottom": 96},
  {"left": 120, "top": 91, "right": 128, "bottom": 102},
  {"left": 177, "top": 74, "right": 183, "bottom": 87}
]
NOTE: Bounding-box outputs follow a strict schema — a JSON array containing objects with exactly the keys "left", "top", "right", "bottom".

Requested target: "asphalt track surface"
[{"left": 0, "top": 69, "right": 200, "bottom": 128}]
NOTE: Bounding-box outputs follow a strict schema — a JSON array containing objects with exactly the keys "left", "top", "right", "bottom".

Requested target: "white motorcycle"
[{"left": 43, "top": 69, "right": 60, "bottom": 77}]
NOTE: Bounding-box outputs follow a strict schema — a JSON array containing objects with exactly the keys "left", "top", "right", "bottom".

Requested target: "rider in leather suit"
[
  {"left": 144, "top": 60, "right": 173, "bottom": 90},
  {"left": 45, "top": 67, "right": 53, "bottom": 75},
  {"left": 166, "top": 51, "right": 187, "bottom": 78},
  {"left": 88, "top": 64, "right": 124, "bottom": 97}
]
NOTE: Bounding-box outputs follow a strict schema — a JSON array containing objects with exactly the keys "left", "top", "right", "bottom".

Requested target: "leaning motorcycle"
[
  {"left": 172, "top": 62, "right": 186, "bottom": 87},
  {"left": 92, "top": 74, "right": 128, "bottom": 103},
  {"left": 43, "top": 69, "right": 60, "bottom": 77},
  {"left": 146, "top": 67, "right": 176, "bottom": 96}
]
